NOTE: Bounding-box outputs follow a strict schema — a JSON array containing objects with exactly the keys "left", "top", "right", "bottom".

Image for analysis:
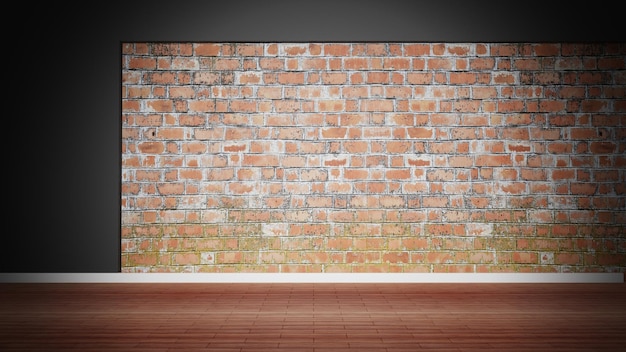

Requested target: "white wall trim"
[{"left": 0, "top": 273, "right": 623, "bottom": 283}]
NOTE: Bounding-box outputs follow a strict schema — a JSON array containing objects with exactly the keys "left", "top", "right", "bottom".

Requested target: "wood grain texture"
[{"left": 1, "top": 283, "right": 625, "bottom": 351}]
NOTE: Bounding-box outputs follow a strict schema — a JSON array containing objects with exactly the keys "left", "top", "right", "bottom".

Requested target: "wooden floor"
[{"left": 1, "top": 283, "right": 625, "bottom": 351}]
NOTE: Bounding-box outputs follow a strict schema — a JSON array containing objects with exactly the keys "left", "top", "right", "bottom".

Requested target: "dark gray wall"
[{"left": 3, "top": 0, "right": 622, "bottom": 273}]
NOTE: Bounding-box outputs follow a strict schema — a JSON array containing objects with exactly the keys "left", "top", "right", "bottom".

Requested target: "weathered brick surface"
[{"left": 121, "top": 42, "right": 626, "bottom": 273}]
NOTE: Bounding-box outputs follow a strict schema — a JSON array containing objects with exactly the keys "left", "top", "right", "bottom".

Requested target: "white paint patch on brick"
[
  {"left": 201, "top": 252, "right": 215, "bottom": 265},
  {"left": 540, "top": 252, "right": 554, "bottom": 265},
  {"left": 548, "top": 196, "right": 578, "bottom": 210},
  {"left": 200, "top": 210, "right": 227, "bottom": 223},
  {"left": 527, "top": 210, "right": 555, "bottom": 223},
  {"left": 278, "top": 43, "right": 309, "bottom": 56},
  {"left": 177, "top": 195, "right": 207, "bottom": 209},
  {"left": 172, "top": 57, "right": 199, "bottom": 70},
  {"left": 466, "top": 223, "right": 493, "bottom": 237},
  {"left": 262, "top": 223, "right": 288, "bottom": 237}
]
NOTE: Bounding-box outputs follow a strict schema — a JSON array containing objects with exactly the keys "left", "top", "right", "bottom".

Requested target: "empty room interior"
[{"left": 2, "top": 39, "right": 625, "bottom": 351}]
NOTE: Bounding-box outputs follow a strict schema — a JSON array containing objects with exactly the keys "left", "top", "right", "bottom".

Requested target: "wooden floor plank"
[{"left": 1, "top": 283, "right": 625, "bottom": 351}]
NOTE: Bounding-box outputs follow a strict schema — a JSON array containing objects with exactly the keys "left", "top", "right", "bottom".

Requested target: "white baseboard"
[{"left": 0, "top": 272, "right": 623, "bottom": 283}]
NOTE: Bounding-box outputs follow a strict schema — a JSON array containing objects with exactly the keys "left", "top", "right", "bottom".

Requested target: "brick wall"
[{"left": 121, "top": 42, "right": 625, "bottom": 273}]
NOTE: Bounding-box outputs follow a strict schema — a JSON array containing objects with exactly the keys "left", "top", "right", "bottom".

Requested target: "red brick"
[
  {"left": 360, "top": 100, "right": 394, "bottom": 112},
  {"left": 324, "top": 44, "right": 350, "bottom": 56}
]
